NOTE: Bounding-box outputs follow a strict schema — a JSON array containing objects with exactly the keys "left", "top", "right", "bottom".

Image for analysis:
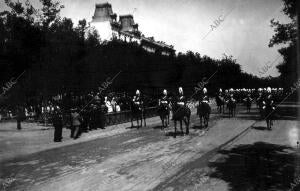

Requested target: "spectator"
[
  {"left": 16, "top": 106, "right": 25, "bottom": 130},
  {"left": 116, "top": 104, "right": 121, "bottom": 112},
  {"left": 111, "top": 97, "right": 117, "bottom": 112},
  {"left": 105, "top": 96, "right": 113, "bottom": 113},
  {"left": 70, "top": 108, "right": 82, "bottom": 139},
  {"left": 52, "top": 106, "right": 63, "bottom": 142}
]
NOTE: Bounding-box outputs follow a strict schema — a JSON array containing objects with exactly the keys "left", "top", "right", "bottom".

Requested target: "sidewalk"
[{"left": 0, "top": 115, "right": 164, "bottom": 162}]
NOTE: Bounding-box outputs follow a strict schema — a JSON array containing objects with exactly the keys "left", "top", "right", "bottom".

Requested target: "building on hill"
[{"left": 90, "top": 2, "right": 175, "bottom": 56}]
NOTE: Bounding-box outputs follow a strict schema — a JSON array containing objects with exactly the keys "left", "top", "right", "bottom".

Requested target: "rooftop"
[
  {"left": 95, "top": 2, "right": 112, "bottom": 8},
  {"left": 119, "top": 14, "right": 134, "bottom": 18}
]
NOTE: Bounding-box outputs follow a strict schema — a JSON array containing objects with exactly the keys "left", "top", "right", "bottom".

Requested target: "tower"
[
  {"left": 90, "top": 2, "right": 115, "bottom": 41},
  {"left": 92, "top": 2, "right": 113, "bottom": 22}
]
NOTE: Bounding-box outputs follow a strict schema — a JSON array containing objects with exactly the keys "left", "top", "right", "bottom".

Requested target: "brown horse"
[
  {"left": 197, "top": 102, "right": 211, "bottom": 129},
  {"left": 130, "top": 101, "right": 146, "bottom": 129},
  {"left": 157, "top": 103, "right": 170, "bottom": 130},
  {"left": 226, "top": 98, "right": 236, "bottom": 117},
  {"left": 170, "top": 97, "right": 191, "bottom": 137}
]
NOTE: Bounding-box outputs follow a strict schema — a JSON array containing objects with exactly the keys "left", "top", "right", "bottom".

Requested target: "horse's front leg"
[
  {"left": 184, "top": 117, "right": 189, "bottom": 135},
  {"left": 161, "top": 116, "right": 164, "bottom": 130},
  {"left": 199, "top": 116, "right": 202, "bottom": 127},
  {"left": 164, "top": 116, "right": 168, "bottom": 127},
  {"left": 206, "top": 114, "right": 209, "bottom": 128},
  {"left": 137, "top": 117, "right": 140, "bottom": 129},
  {"left": 167, "top": 114, "right": 170, "bottom": 126}
]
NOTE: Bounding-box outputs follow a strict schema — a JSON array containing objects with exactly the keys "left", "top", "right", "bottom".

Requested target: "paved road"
[{"left": 0, "top": 105, "right": 299, "bottom": 191}]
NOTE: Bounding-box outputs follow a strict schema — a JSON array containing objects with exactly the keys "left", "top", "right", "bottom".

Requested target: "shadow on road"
[
  {"left": 209, "top": 142, "right": 299, "bottom": 191},
  {"left": 191, "top": 125, "right": 208, "bottom": 130},
  {"left": 165, "top": 131, "right": 185, "bottom": 137},
  {"left": 251, "top": 126, "right": 269, "bottom": 131},
  {"left": 152, "top": 125, "right": 165, "bottom": 129}
]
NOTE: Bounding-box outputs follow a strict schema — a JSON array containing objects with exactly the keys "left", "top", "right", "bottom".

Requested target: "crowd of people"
[{"left": 0, "top": 86, "right": 287, "bottom": 141}]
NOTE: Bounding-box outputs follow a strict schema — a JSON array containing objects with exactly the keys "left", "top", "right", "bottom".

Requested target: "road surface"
[{"left": 0, "top": 105, "right": 299, "bottom": 191}]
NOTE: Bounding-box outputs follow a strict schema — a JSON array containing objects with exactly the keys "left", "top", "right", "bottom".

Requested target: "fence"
[
  {"left": 104, "top": 106, "right": 158, "bottom": 126},
  {"left": 0, "top": 107, "right": 160, "bottom": 127}
]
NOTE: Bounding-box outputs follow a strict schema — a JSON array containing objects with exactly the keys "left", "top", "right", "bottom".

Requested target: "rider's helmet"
[
  {"left": 136, "top": 89, "right": 140, "bottom": 95},
  {"left": 179, "top": 87, "right": 183, "bottom": 95},
  {"left": 163, "top": 89, "right": 167, "bottom": 95}
]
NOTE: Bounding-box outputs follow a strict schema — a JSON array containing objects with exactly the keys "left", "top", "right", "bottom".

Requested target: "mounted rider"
[
  {"left": 133, "top": 89, "right": 143, "bottom": 111},
  {"left": 243, "top": 92, "right": 253, "bottom": 113},
  {"left": 256, "top": 88, "right": 264, "bottom": 117},
  {"left": 131, "top": 89, "right": 146, "bottom": 128},
  {"left": 200, "top": 87, "right": 209, "bottom": 103},
  {"left": 216, "top": 88, "right": 225, "bottom": 113},
  {"left": 217, "top": 88, "right": 223, "bottom": 98},
  {"left": 197, "top": 88, "right": 211, "bottom": 126},
  {"left": 158, "top": 89, "right": 170, "bottom": 128},
  {"left": 177, "top": 87, "right": 186, "bottom": 106},
  {"left": 224, "top": 89, "right": 230, "bottom": 102},
  {"left": 226, "top": 88, "right": 237, "bottom": 117},
  {"left": 158, "top": 89, "right": 170, "bottom": 112},
  {"left": 262, "top": 87, "right": 275, "bottom": 129},
  {"left": 172, "top": 87, "right": 187, "bottom": 120}
]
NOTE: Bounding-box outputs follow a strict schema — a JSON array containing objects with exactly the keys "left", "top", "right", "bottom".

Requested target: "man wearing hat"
[
  {"left": 97, "top": 96, "right": 107, "bottom": 129},
  {"left": 52, "top": 105, "right": 63, "bottom": 142},
  {"left": 16, "top": 105, "right": 25, "bottom": 130},
  {"left": 89, "top": 104, "right": 97, "bottom": 130},
  {"left": 70, "top": 107, "right": 82, "bottom": 139}
]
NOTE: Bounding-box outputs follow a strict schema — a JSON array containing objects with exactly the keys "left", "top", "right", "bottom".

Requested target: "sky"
[{"left": 1, "top": 0, "right": 292, "bottom": 77}]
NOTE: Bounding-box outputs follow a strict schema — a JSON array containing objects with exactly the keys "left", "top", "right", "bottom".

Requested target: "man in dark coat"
[
  {"left": 89, "top": 104, "right": 98, "bottom": 130},
  {"left": 70, "top": 108, "right": 82, "bottom": 139},
  {"left": 52, "top": 106, "right": 63, "bottom": 142},
  {"left": 16, "top": 106, "right": 25, "bottom": 130}
]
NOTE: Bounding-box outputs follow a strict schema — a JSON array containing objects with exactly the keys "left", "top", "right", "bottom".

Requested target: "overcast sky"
[{"left": 1, "top": 0, "right": 291, "bottom": 77}]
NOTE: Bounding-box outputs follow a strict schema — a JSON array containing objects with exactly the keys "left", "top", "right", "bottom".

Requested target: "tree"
[{"left": 269, "top": 0, "right": 297, "bottom": 87}]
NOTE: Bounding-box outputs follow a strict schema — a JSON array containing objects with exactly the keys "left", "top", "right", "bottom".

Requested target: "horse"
[
  {"left": 227, "top": 98, "right": 236, "bottom": 117},
  {"left": 157, "top": 103, "right": 170, "bottom": 130},
  {"left": 262, "top": 97, "right": 275, "bottom": 130},
  {"left": 130, "top": 100, "right": 146, "bottom": 129},
  {"left": 170, "top": 97, "right": 191, "bottom": 137},
  {"left": 215, "top": 95, "right": 225, "bottom": 114},
  {"left": 197, "top": 101, "right": 211, "bottom": 129},
  {"left": 263, "top": 105, "right": 275, "bottom": 130}
]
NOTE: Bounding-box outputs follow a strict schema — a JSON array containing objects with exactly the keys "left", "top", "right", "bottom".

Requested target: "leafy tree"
[{"left": 269, "top": 0, "right": 297, "bottom": 87}]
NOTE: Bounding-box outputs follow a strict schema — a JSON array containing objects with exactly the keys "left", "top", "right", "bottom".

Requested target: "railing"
[
  {"left": 104, "top": 106, "right": 158, "bottom": 126},
  {"left": 0, "top": 107, "right": 160, "bottom": 127}
]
